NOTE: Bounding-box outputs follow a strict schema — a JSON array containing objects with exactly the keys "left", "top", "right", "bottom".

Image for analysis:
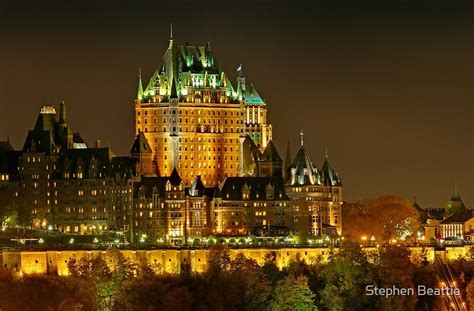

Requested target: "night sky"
[{"left": 0, "top": 0, "right": 471, "bottom": 208}]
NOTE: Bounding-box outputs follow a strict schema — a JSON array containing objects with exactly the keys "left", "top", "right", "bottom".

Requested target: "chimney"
[
  {"left": 95, "top": 140, "right": 102, "bottom": 148},
  {"left": 59, "top": 101, "right": 66, "bottom": 123}
]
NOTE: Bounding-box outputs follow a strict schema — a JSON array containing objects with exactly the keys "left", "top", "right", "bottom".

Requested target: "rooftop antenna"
[{"left": 300, "top": 129, "right": 304, "bottom": 147}]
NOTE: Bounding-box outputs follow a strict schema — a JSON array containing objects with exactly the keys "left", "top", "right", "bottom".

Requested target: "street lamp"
[{"left": 69, "top": 238, "right": 74, "bottom": 244}]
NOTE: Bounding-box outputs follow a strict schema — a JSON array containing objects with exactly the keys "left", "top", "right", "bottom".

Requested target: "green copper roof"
[
  {"left": 137, "top": 74, "right": 144, "bottom": 100},
  {"left": 244, "top": 83, "right": 265, "bottom": 104},
  {"left": 141, "top": 42, "right": 225, "bottom": 100},
  {"left": 138, "top": 40, "right": 265, "bottom": 105}
]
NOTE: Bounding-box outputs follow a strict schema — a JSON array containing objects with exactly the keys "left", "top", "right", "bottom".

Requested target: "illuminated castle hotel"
[
  {"left": 0, "top": 36, "right": 343, "bottom": 245},
  {"left": 134, "top": 35, "right": 272, "bottom": 185}
]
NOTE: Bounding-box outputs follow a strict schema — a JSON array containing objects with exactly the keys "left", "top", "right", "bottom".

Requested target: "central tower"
[{"left": 134, "top": 35, "right": 272, "bottom": 186}]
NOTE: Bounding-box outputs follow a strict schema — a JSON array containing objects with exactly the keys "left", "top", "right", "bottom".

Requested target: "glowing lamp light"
[
  {"left": 361, "top": 236, "right": 367, "bottom": 241},
  {"left": 370, "top": 236, "right": 376, "bottom": 241},
  {"left": 38, "top": 238, "right": 44, "bottom": 244},
  {"left": 47, "top": 225, "right": 53, "bottom": 231},
  {"left": 93, "top": 238, "right": 99, "bottom": 243},
  {"left": 114, "top": 239, "right": 120, "bottom": 244},
  {"left": 69, "top": 238, "right": 74, "bottom": 244}
]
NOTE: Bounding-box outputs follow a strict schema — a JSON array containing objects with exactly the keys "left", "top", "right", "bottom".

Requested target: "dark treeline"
[{"left": 1, "top": 244, "right": 474, "bottom": 310}]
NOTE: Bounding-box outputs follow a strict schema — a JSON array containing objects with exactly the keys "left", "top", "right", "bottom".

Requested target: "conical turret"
[{"left": 137, "top": 67, "right": 144, "bottom": 100}]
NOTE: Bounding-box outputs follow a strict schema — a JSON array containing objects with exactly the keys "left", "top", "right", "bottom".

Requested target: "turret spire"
[
  {"left": 137, "top": 66, "right": 144, "bottom": 100},
  {"left": 168, "top": 22, "right": 174, "bottom": 48}
]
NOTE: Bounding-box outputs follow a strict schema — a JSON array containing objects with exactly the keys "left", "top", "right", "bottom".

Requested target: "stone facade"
[
  {"left": 0, "top": 39, "right": 344, "bottom": 244},
  {"left": 1, "top": 246, "right": 471, "bottom": 276}
]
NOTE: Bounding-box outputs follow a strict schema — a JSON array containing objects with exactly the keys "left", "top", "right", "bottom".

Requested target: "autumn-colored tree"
[
  {"left": 343, "top": 195, "right": 421, "bottom": 242},
  {"left": 207, "top": 245, "right": 231, "bottom": 275},
  {"left": 467, "top": 279, "right": 474, "bottom": 310}
]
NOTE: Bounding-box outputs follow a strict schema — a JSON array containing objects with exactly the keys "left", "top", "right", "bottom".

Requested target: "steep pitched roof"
[
  {"left": 261, "top": 140, "right": 282, "bottom": 162},
  {"left": 244, "top": 83, "right": 265, "bottom": 104},
  {"left": 286, "top": 145, "right": 320, "bottom": 186},
  {"left": 320, "top": 157, "right": 342, "bottom": 186},
  {"left": 52, "top": 148, "right": 114, "bottom": 179},
  {"left": 130, "top": 132, "right": 152, "bottom": 154},
  {"left": 169, "top": 167, "right": 182, "bottom": 186},
  {"left": 441, "top": 211, "right": 473, "bottom": 224},
  {"left": 0, "top": 141, "right": 14, "bottom": 152},
  {"left": 133, "top": 176, "right": 169, "bottom": 198},
  {"left": 188, "top": 175, "right": 206, "bottom": 196},
  {"left": 216, "top": 176, "right": 290, "bottom": 201}
]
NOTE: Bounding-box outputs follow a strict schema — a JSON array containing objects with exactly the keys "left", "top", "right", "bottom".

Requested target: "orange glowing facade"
[{"left": 134, "top": 37, "right": 272, "bottom": 186}]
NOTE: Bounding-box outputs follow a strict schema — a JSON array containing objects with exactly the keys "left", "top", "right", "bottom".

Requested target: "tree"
[
  {"left": 269, "top": 275, "right": 316, "bottom": 311},
  {"left": 467, "top": 279, "right": 474, "bottom": 310},
  {"left": 207, "top": 245, "right": 231, "bottom": 275},
  {"left": 414, "top": 264, "right": 445, "bottom": 310},
  {"left": 343, "top": 195, "right": 421, "bottom": 242},
  {"left": 320, "top": 242, "right": 378, "bottom": 311},
  {"left": 376, "top": 245, "right": 417, "bottom": 310}
]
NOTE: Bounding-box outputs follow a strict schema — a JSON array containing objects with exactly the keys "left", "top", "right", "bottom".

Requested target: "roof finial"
[
  {"left": 139, "top": 66, "right": 141, "bottom": 78},
  {"left": 325, "top": 146, "right": 328, "bottom": 159},
  {"left": 300, "top": 129, "right": 304, "bottom": 147},
  {"left": 170, "top": 22, "right": 173, "bottom": 40}
]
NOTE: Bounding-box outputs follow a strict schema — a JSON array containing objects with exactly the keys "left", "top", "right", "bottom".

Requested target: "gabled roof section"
[
  {"left": 169, "top": 167, "right": 182, "bottom": 186},
  {"left": 130, "top": 132, "right": 152, "bottom": 154},
  {"left": 189, "top": 175, "right": 205, "bottom": 196},
  {"left": 320, "top": 157, "right": 342, "bottom": 186},
  {"left": 261, "top": 140, "right": 282, "bottom": 162},
  {"left": 243, "top": 135, "right": 262, "bottom": 159},
  {"left": 244, "top": 83, "right": 265, "bottom": 104},
  {"left": 53, "top": 148, "right": 113, "bottom": 179},
  {"left": 286, "top": 145, "right": 320, "bottom": 186},
  {"left": 216, "top": 176, "right": 289, "bottom": 201},
  {"left": 441, "top": 211, "right": 473, "bottom": 224}
]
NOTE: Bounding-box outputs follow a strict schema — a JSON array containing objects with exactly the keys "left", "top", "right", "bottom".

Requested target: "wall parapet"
[{"left": 1, "top": 246, "right": 471, "bottom": 276}]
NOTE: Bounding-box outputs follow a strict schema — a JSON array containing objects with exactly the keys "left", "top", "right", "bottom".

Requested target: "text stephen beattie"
[{"left": 366, "top": 285, "right": 460, "bottom": 297}]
